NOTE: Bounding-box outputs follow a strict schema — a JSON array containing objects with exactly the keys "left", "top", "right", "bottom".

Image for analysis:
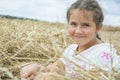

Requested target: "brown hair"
[{"left": 66, "top": 0, "right": 104, "bottom": 40}]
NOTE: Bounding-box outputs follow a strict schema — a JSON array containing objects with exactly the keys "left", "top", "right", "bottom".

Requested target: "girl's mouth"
[{"left": 74, "top": 35, "right": 86, "bottom": 38}]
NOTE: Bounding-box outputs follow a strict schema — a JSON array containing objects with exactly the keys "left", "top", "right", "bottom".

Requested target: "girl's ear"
[{"left": 96, "top": 23, "right": 103, "bottom": 32}]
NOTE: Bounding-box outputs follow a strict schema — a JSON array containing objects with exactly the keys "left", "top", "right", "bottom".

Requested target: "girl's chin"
[
  {"left": 75, "top": 40, "right": 85, "bottom": 44},
  {"left": 75, "top": 42, "right": 85, "bottom": 46},
  {"left": 74, "top": 38, "right": 86, "bottom": 41}
]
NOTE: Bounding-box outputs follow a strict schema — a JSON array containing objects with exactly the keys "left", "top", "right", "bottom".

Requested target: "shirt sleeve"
[
  {"left": 100, "top": 45, "right": 120, "bottom": 71},
  {"left": 59, "top": 47, "right": 69, "bottom": 65},
  {"left": 59, "top": 44, "right": 77, "bottom": 66},
  {"left": 112, "top": 50, "right": 120, "bottom": 71}
]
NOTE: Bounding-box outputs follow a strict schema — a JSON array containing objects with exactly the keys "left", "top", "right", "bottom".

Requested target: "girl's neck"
[{"left": 76, "top": 38, "right": 103, "bottom": 53}]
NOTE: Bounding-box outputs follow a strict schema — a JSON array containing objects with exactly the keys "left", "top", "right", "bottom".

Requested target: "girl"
[{"left": 20, "top": 0, "right": 120, "bottom": 80}]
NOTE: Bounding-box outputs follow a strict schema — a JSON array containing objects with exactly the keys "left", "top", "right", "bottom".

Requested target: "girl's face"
[{"left": 68, "top": 9, "right": 101, "bottom": 47}]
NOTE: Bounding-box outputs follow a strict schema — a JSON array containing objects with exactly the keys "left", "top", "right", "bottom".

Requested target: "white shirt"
[{"left": 59, "top": 43, "right": 120, "bottom": 78}]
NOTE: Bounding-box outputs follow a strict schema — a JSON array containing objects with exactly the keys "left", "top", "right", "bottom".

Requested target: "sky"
[{"left": 0, "top": 0, "right": 120, "bottom": 26}]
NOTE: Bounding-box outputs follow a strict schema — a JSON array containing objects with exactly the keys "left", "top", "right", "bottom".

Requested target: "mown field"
[{"left": 0, "top": 18, "right": 120, "bottom": 80}]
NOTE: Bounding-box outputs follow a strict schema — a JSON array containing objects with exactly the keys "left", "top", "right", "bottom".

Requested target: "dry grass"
[{"left": 0, "top": 18, "right": 120, "bottom": 80}]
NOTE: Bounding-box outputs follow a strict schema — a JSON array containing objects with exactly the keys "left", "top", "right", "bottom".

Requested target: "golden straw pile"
[{"left": 0, "top": 18, "right": 120, "bottom": 80}]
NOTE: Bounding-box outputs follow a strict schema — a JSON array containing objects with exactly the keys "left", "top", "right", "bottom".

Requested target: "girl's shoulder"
[
  {"left": 67, "top": 43, "right": 116, "bottom": 53},
  {"left": 63, "top": 43, "right": 117, "bottom": 57},
  {"left": 93, "top": 43, "right": 114, "bottom": 48},
  {"left": 90, "top": 43, "right": 117, "bottom": 53}
]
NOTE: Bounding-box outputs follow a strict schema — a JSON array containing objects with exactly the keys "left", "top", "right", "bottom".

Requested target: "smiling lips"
[
  {"left": 74, "top": 35, "right": 86, "bottom": 38},
  {"left": 74, "top": 36, "right": 86, "bottom": 41}
]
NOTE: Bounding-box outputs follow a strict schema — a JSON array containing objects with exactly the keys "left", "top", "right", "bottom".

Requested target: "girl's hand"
[
  {"left": 42, "top": 60, "right": 65, "bottom": 75},
  {"left": 20, "top": 63, "right": 41, "bottom": 80}
]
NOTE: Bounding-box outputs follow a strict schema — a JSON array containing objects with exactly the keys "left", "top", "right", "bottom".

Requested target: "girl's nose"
[{"left": 75, "top": 27, "right": 83, "bottom": 34}]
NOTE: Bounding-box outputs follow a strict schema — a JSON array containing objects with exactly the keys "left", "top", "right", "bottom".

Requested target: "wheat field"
[{"left": 0, "top": 18, "right": 120, "bottom": 80}]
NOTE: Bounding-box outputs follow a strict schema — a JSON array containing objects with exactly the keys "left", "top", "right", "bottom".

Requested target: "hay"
[{"left": 0, "top": 18, "right": 120, "bottom": 80}]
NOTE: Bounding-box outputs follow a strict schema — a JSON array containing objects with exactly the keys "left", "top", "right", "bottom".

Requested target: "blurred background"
[{"left": 0, "top": 0, "right": 120, "bottom": 26}]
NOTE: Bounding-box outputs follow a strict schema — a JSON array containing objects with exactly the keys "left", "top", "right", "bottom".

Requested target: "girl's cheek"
[
  {"left": 69, "top": 27, "right": 75, "bottom": 33},
  {"left": 69, "top": 29, "right": 74, "bottom": 36}
]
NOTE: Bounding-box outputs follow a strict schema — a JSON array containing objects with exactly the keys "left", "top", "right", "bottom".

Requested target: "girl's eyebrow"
[
  {"left": 81, "top": 22, "right": 90, "bottom": 26},
  {"left": 70, "top": 21, "right": 77, "bottom": 23}
]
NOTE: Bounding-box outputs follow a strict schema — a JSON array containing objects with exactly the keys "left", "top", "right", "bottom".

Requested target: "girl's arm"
[
  {"left": 33, "top": 60, "right": 65, "bottom": 80},
  {"left": 42, "top": 60, "right": 65, "bottom": 75}
]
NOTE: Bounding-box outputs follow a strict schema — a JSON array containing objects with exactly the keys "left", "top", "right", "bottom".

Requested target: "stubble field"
[{"left": 0, "top": 18, "right": 120, "bottom": 80}]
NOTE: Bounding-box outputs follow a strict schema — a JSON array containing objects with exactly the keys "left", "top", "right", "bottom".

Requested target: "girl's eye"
[
  {"left": 82, "top": 23, "right": 90, "bottom": 27},
  {"left": 70, "top": 22, "right": 77, "bottom": 27}
]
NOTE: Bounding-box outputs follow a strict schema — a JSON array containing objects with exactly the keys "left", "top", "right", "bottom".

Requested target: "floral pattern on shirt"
[
  {"left": 66, "top": 61, "right": 89, "bottom": 78},
  {"left": 101, "top": 51, "right": 112, "bottom": 61},
  {"left": 60, "top": 43, "right": 119, "bottom": 79},
  {"left": 66, "top": 61, "right": 81, "bottom": 78}
]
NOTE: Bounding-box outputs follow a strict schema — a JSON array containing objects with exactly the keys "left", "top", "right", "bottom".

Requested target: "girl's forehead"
[{"left": 70, "top": 9, "right": 93, "bottom": 21}]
